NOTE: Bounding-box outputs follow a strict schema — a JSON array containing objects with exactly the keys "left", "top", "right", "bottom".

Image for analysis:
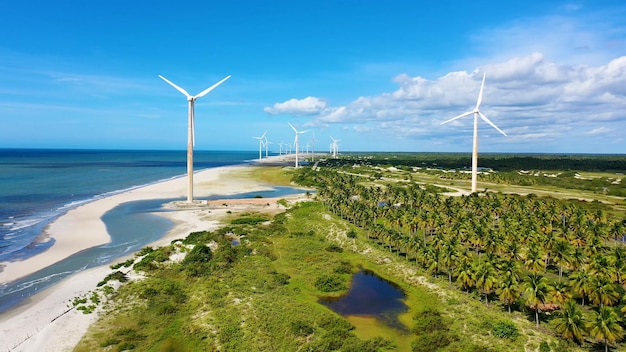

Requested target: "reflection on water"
[{"left": 319, "top": 269, "right": 409, "bottom": 331}]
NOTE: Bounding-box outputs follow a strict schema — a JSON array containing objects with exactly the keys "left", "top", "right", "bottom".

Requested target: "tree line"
[{"left": 294, "top": 166, "right": 626, "bottom": 351}]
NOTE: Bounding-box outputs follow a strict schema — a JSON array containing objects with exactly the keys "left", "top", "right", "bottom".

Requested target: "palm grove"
[{"left": 293, "top": 163, "right": 626, "bottom": 351}]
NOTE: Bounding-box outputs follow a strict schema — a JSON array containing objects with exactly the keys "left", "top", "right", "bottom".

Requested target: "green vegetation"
[{"left": 76, "top": 155, "right": 626, "bottom": 351}]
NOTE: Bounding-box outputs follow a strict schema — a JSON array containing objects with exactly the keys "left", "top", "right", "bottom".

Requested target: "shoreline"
[
  {"left": 0, "top": 165, "right": 233, "bottom": 284},
  {"left": 0, "top": 159, "right": 307, "bottom": 351}
]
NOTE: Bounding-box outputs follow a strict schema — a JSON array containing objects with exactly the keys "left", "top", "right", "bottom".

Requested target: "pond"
[{"left": 319, "top": 269, "right": 409, "bottom": 331}]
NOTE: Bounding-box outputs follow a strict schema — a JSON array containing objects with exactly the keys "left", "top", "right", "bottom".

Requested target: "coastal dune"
[{"left": 0, "top": 163, "right": 296, "bottom": 351}]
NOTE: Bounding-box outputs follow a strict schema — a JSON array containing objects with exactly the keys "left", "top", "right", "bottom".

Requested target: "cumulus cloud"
[
  {"left": 264, "top": 96, "right": 327, "bottom": 116},
  {"left": 266, "top": 52, "right": 626, "bottom": 152}
]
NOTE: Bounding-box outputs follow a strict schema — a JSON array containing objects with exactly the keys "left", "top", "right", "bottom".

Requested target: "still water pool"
[{"left": 319, "top": 269, "right": 409, "bottom": 331}]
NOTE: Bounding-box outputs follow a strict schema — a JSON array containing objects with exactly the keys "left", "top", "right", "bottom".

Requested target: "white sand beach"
[{"left": 0, "top": 161, "right": 306, "bottom": 351}]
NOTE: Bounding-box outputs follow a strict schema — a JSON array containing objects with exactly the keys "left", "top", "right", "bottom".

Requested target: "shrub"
[
  {"left": 334, "top": 261, "right": 353, "bottom": 274},
  {"left": 290, "top": 320, "right": 315, "bottom": 337},
  {"left": 97, "top": 271, "right": 128, "bottom": 287},
  {"left": 325, "top": 243, "right": 343, "bottom": 253},
  {"left": 492, "top": 320, "right": 519, "bottom": 339},
  {"left": 412, "top": 308, "right": 446, "bottom": 334},
  {"left": 411, "top": 330, "right": 457, "bottom": 352},
  {"left": 272, "top": 272, "right": 291, "bottom": 285},
  {"left": 315, "top": 274, "right": 347, "bottom": 292},
  {"left": 182, "top": 245, "right": 213, "bottom": 264},
  {"left": 231, "top": 215, "right": 268, "bottom": 225}
]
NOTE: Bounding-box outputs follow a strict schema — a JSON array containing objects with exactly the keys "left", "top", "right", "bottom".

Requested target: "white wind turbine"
[
  {"left": 288, "top": 122, "right": 309, "bottom": 168},
  {"left": 309, "top": 133, "right": 317, "bottom": 161},
  {"left": 159, "top": 74, "right": 231, "bottom": 203},
  {"left": 440, "top": 73, "right": 506, "bottom": 193},
  {"left": 264, "top": 137, "right": 273, "bottom": 158},
  {"left": 330, "top": 136, "right": 340, "bottom": 158},
  {"left": 252, "top": 131, "right": 267, "bottom": 161}
]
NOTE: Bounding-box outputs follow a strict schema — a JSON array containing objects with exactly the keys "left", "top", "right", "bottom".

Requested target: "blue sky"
[{"left": 1, "top": 1, "right": 625, "bottom": 153}]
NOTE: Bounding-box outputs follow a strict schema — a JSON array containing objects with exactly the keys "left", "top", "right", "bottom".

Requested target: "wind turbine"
[
  {"left": 309, "top": 133, "right": 318, "bottom": 162},
  {"left": 264, "top": 137, "right": 273, "bottom": 158},
  {"left": 440, "top": 73, "right": 506, "bottom": 193},
  {"left": 330, "top": 136, "right": 340, "bottom": 158},
  {"left": 288, "top": 122, "right": 309, "bottom": 168},
  {"left": 159, "top": 74, "right": 231, "bottom": 203},
  {"left": 278, "top": 141, "right": 284, "bottom": 155},
  {"left": 252, "top": 131, "right": 267, "bottom": 161}
]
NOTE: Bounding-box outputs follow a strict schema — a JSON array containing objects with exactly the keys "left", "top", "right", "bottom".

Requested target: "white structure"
[
  {"left": 278, "top": 141, "right": 284, "bottom": 155},
  {"left": 309, "top": 134, "right": 317, "bottom": 161},
  {"left": 159, "top": 74, "right": 231, "bottom": 202},
  {"left": 264, "top": 137, "right": 273, "bottom": 158},
  {"left": 330, "top": 136, "right": 340, "bottom": 158},
  {"left": 288, "top": 122, "right": 309, "bottom": 168},
  {"left": 252, "top": 131, "right": 267, "bottom": 161},
  {"left": 440, "top": 73, "right": 506, "bottom": 193}
]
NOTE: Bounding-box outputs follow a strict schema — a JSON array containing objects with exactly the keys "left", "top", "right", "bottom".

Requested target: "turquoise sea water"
[{"left": 0, "top": 149, "right": 304, "bottom": 312}]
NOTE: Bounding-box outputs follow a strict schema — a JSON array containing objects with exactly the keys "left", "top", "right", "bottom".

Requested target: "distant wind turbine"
[
  {"left": 252, "top": 131, "right": 267, "bottom": 161},
  {"left": 330, "top": 136, "right": 340, "bottom": 158},
  {"left": 440, "top": 73, "right": 506, "bottom": 193},
  {"left": 309, "top": 133, "right": 318, "bottom": 162},
  {"left": 159, "top": 74, "right": 231, "bottom": 203},
  {"left": 288, "top": 122, "right": 309, "bottom": 168},
  {"left": 264, "top": 137, "right": 273, "bottom": 158}
]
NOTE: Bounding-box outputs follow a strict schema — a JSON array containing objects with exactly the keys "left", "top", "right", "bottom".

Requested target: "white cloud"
[
  {"left": 266, "top": 52, "right": 626, "bottom": 152},
  {"left": 264, "top": 96, "right": 327, "bottom": 116},
  {"left": 585, "top": 127, "right": 611, "bottom": 135}
]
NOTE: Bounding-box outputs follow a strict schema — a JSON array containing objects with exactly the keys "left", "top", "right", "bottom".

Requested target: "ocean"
[{"left": 0, "top": 149, "right": 296, "bottom": 312}]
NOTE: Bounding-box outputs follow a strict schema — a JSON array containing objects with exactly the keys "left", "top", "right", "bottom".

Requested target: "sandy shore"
[{"left": 0, "top": 161, "right": 307, "bottom": 351}]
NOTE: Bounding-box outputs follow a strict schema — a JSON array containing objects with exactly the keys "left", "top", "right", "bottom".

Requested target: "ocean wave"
[{"left": 0, "top": 269, "right": 76, "bottom": 295}]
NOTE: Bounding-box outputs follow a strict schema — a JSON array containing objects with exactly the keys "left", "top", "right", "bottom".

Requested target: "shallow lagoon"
[
  {"left": 319, "top": 269, "right": 409, "bottom": 332},
  {"left": 0, "top": 186, "right": 307, "bottom": 312}
]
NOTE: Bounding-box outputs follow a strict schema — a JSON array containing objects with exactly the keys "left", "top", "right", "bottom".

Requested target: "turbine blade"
[
  {"left": 288, "top": 122, "right": 297, "bottom": 133},
  {"left": 440, "top": 111, "right": 473, "bottom": 125},
  {"left": 194, "top": 75, "right": 231, "bottom": 99},
  {"left": 476, "top": 73, "right": 486, "bottom": 109},
  {"left": 479, "top": 112, "right": 507, "bottom": 136},
  {"left": 299, "top": 130, "right": 310, "bottom": 134},
  {"left": 159, "top": 75, "right": 191, "bottom": 98},
  {"left": 261, "top": 131, "right": 267, "bottom": 139}
]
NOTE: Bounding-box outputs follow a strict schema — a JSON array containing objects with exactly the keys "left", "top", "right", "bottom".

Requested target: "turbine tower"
[
  {"left": 309, "top": 133, "right": 317, "bottom": 162},
  {"left": 252, "top": 131, "right": 267, "bottom": 161},
  {"left": 159, "top": 74, "right": 231, "bottom": 203},
  {"left": 440, "top": 73, "right": 506, "bottom": 193},
  {"left": 330, "top": 136, "right": 340, "bottom": 158},
  {"left": 264, "top": 137, "right": 273, "bottom": 158},
  {"left": 288, "top": 122, "right": 309, "bottom": 168}
]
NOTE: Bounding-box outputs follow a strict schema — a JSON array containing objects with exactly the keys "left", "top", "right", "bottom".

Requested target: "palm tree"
[
  {"left": 497, "top": 277, "right": 521, "bottom": 313},
  {"left": 523, "top": 245, "right": 546, "bottom": 273},
  {"left": 588, "top": 276, "right": 620, "bottom": 308},
  {"left": 473, "top": 260, "right": 497, "bottom": 305},
  {"left": 553, "top": 300, "right": 586, "bottom": 345},
  {"left": 548, "top": 279, "right": 572, "bottom": 307},
  {"left": 589, "top": 306, "right": 624, "bottom": 352},
  {"left": 455, "top": 258, "right": 475, "bottom": 293},
  {"left": 552, "top": 239, "right": 573, "bottom": 278},
  {"left": 569, "top": 266, "right": 592, "bottom": 306},
  {"left": 524, "top": 273, "right": 549, "bottom": 327}
]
